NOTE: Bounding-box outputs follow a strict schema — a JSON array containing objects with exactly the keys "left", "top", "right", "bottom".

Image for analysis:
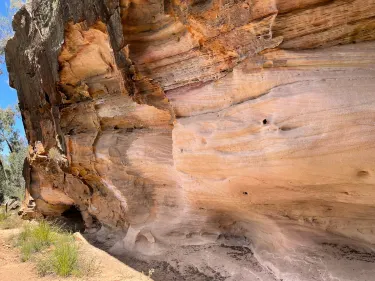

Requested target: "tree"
[
  {"left": 0, "top": 1, "right": 27, "bottom": 202},
  {"left": 0, "top": 0, "right": 25, "bottom": 74},
  {"left": 0, "top": 107, "right": 21, "bottom": 153},
  {"left": 0, "top": 107, "right": 27, "bottom": 202}
]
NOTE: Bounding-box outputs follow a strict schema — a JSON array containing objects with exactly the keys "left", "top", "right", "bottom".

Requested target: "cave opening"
[{"left": 61, "top": 205, "right": 85, "bottom": 233}]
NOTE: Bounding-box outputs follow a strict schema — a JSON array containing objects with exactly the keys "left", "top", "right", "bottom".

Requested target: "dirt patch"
[{"left": 0, "top": 227, "right": 152, "bottom": 281}]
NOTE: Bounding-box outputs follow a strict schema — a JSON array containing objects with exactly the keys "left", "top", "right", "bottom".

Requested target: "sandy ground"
[{"left": 0, "top": 228, "right": 153, "bottom": 281}]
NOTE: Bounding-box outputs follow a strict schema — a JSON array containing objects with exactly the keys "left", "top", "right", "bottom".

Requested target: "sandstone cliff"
[{"left": 6, "top": 0, "right": 375, "bottom": 280}]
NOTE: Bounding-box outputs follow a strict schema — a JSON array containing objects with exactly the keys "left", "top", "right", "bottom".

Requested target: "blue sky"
[{"left": 0, "top": 0, "right": 26, "bottom": 138}]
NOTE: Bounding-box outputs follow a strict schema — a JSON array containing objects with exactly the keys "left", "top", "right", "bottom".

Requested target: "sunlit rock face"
[{"left": 6, "top": 0, "right": 375, "bottom": 280}]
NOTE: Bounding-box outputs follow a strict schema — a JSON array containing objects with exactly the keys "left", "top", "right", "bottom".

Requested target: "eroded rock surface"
[{"left": 6, "top": 0, "right": 375, "bottom": 280}]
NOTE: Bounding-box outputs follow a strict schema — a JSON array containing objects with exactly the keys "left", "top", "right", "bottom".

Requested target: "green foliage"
[
  {"left": 0, "top": 213, "right": 22, "bottom": 229},
  {"left": 0, "top": 0, "right": 25, "bottom": 59},
  {"left": 0, "top": 206, "right": 9, "bottom": 221},
  {"left": 37, "top": 242, "right": 101, "bottom": 278},
  {"left": 52, "top": 242, "right": 79, "bottom": 277},
  {"left": 18, "top": 221, "right": 56, "bottom": 261},
  {"left": 0, "top": 106, "right": 21, "bottom": 153},
  {"left": 32, "top": 220, "right": 54, "bottom": 246},
  {"left": 6, "top": 145, "right": 27, "bottom": 197},
  {"left": 0, "top": 0, "right": 28, "bottom": 199},
  {"left": 0, "top": 147, "right": 27, "bottom": 201},
  {"left": 37, "top": 242, "right": 102, "bottom": 278},
  {"left": 36, "top": 241, "right": 79, "bottom": 277},
  {"left": 0, "top": 206, "right": 23, "bottom": 229},
  {"left": 0, "top": 107, "right": 27, "bottom": 202},
  {"left": 17, "top": 220, "right": 97, "bottom": 277},
  {"left": 0, "top": 14, "right": 12, "bottom": 59}
]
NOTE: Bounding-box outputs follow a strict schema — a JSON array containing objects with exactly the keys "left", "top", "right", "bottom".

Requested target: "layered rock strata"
[{"left": 6, "top": 0, "right": 375, "bottom": 280}]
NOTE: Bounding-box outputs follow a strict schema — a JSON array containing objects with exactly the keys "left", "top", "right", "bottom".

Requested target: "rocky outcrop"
[{"left": 6, "top": 0, "right": 375, "bottom": 280}]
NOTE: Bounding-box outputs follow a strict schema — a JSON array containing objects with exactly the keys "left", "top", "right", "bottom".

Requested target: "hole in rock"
[
  {"left": 44, "top": 92, "right": 50, "bottom": 104},
  {"left": 280, "top": 126, "right": 295, "bottom": 131},
  {"left": 114, "top": 125, "right": 119, "bottom": 130},
  {"left": 164, "top": 0, "right": 172, "bottom": 12},
  {"left": 263, "top": 119, "right": 268, "bottom": 125},
  {"left": 60, "top": 205, "right": 85, "bottom": 233},
  {"left": 243, "top": 192, "right": 248, "bottom": 195},
  {"left": 135, "top": 234, "right": 149, "bottom": 244},
  {"left": 357, "top": 170, "right": 369, "bottom": 177}
]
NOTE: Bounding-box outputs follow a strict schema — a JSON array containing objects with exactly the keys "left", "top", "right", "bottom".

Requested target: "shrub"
[
  {"left": 0, "top": 207, "right": 22, "bottom": 229},
  {"left": 20, "top": 239, "right": 33, "bottom": 261},
  {"left": 32, "top": 220, "right": 53, "bottom": 245},
  {"left": 36, "top": 257, "right": 52, "bottom": 277},
  {"left": 48, "top": 147, "right": 65, "bottom": 163},
  {"left": 17, "top": 220, "right": 98, "bottom": 277},
  {"left": 0, "top": 207, "right": 9, "bottom": 221},
  {"left": 52, "top": 242, "right": 79, "bottom": 277},
  {"left": 37, "top": 241, "right": 79, "bottom": 277},
  {"left": 17, "top": 220, "right": 55, "bottom": 261}
]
